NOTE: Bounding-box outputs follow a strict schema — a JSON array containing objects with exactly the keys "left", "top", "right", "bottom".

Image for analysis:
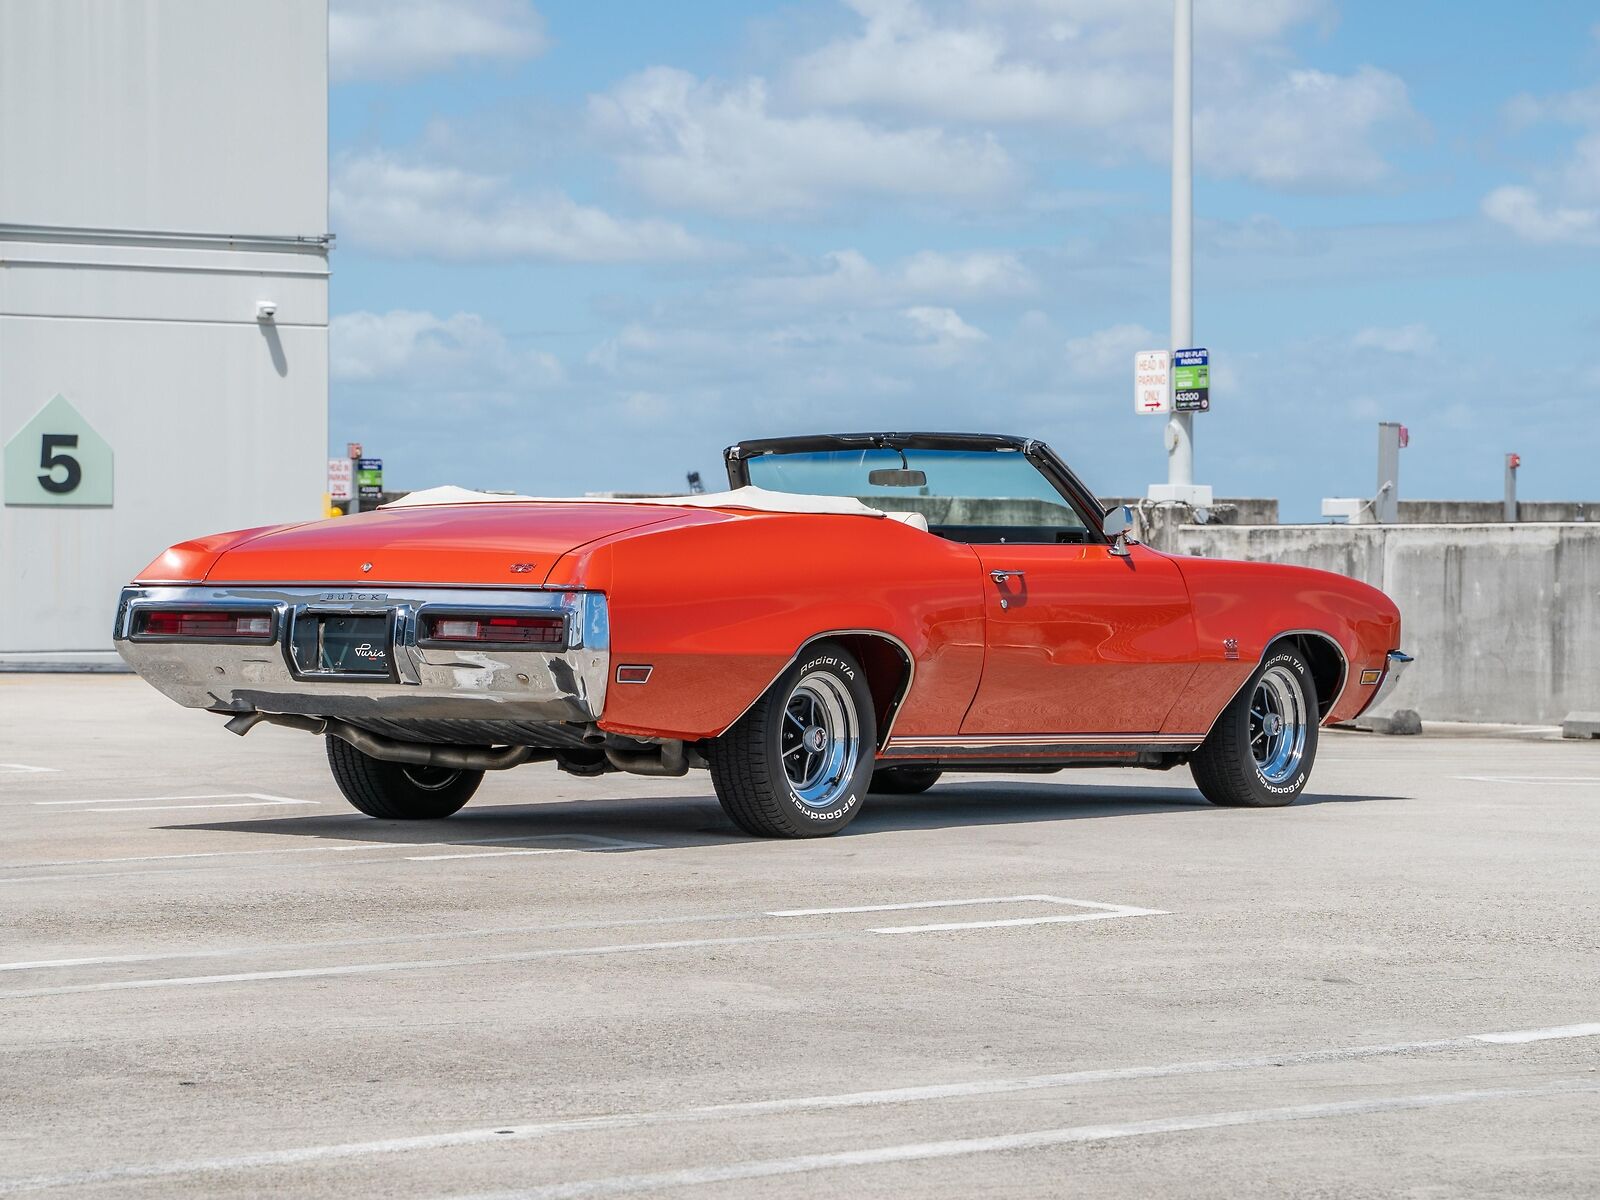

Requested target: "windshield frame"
[{"left": 724, "top": 432, "right": 1111, "bottom": 546}]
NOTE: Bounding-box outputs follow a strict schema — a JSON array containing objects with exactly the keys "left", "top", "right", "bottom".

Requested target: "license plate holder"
[{"left": 288, "top": 612, "right": 395, "bottom": 680}]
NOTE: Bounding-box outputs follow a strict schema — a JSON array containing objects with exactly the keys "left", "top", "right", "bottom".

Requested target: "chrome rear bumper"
[{"left": 113, "top": 585, "right": 609, "bottom": 725}]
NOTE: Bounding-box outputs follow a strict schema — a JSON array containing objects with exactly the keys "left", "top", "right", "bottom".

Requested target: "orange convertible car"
[{"left": 116, "top": 433, "right": 1408, "bottom": 837}]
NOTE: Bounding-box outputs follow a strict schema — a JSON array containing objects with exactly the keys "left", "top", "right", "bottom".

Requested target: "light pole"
[{"left": 1149, "top": 0, "right": 1212, "bottom": 508}]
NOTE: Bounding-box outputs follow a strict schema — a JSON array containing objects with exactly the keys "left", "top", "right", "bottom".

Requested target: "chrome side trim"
[
  {"left": 1192, "top": 628, "right": 1351, "bottom": 742},
  {"left": 114, "top": 585, "right": 610, "bottom": 726},
  {"left": 1366, "top": 651, "right": 1413, "bottom": 713},
  {"left": 882, "top": 733, "right": 1202, "bottom": 759},
  {"left": 721, "top": 629, "right": 916, "bottom": 750},
  {"left": 889, "top": 733, "right": 1202, "bottom": 748}
]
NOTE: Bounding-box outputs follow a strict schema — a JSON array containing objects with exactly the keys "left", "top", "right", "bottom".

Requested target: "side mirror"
[{"left": 1103, "top": 504, "right": 1135, "bottom": 557}]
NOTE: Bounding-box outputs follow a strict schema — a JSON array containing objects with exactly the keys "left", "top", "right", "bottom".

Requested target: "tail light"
[
  {"left": 134, "top": 609, "right": 275, "bottom": 640},
  {"left": 421, "top": 614, "right": 565, "bottom": 646}
]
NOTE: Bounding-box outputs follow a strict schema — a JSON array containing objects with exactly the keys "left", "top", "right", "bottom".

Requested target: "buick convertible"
[{"left": 115, "top": 433, "right": 1408, "bottom": 837}]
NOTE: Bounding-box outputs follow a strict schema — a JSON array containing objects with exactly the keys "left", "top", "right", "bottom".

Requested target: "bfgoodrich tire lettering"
[
  {"left": 1190, "top": 646, "right": 1319, "bottom": 808},
  {"left": 708, "top": 642, "right": 877, "bottom": 838}
]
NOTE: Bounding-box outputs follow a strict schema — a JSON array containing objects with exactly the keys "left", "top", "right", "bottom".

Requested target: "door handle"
[{"left": 989, "top": 570, "right": 1025, "bottom": 583}]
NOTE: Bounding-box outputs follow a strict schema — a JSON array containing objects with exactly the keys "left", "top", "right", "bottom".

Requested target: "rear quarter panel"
[
  {"left": 1159, "top": 555, "right": 1402, "bottom": 732},
  {"left": 547, "top": 513, "right": 987, "bottom": 742}
]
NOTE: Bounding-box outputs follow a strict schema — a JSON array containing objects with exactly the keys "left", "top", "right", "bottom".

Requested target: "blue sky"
[{"left": 326, "top": 0, "right": 1600, "bottom": 519}]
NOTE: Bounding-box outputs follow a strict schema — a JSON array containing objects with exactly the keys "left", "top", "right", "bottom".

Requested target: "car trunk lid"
[{"left": 198, "top": 502, "right": 690, "bottom": 587}]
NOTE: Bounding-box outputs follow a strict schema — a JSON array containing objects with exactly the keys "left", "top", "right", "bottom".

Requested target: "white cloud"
[
  {"left": 737, "top": 248, "right": 1035, "bottom": 309},
  {"left": 1199, "top": 67, "right": 1417, "bottom": 192},
  {"left": 330, "top": 0, "right": 547, "bottom": 83},
  {"left": 331, "top": 310, "right": 562, "bottom": 388},
  {"left": 589, "top": 67, "right": 1017, "bottom": 216},
  {"left": 787, "top": 0, "right": 1418, "bottom": 192},
  {"left": 331, "top": 152, "right": 714, "bottom": 262},
  {"left": 1483, "top": 186, "right": 1600, "bottom": 245},
  {"left": 1352, "top": 324, "right": 1437, "bottom": 355},
  {"left": 1064, "top": 323, "right": 1160, "bottom": 378},
  {"left": 903, "top": 305, "right": 989, "bottom": 358}
]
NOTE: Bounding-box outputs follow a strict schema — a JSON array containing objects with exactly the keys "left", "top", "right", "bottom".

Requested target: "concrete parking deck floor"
[{"left": 1, "top": 674, "right": 1596, "bottom": 1197}]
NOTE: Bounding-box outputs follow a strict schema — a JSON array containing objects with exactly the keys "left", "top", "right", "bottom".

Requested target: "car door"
[{"left": 959, "top": 542, "right": 1199, "bottom": 735}]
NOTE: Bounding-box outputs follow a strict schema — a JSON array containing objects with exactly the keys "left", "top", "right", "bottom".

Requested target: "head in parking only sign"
[{"left": 1133, "top": 350, "right": 1172, "bottom": 414}]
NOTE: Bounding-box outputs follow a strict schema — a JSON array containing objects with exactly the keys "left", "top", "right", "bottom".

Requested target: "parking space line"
[
  {"left": 1452, "top": 776, "right": 1600, "bottom": 785},
  {"left": 874, "top": 908, "right": 1164, "bottom": 934},
  {"left": 0, "top": 835, "right": 663, "bottom": 882},
  {"left": 34, "top": 793, "right": 316, "bottom": 812},
  {"left": 0, "top": 1021, "right": 1594, "bottom": 1195},
  {"left": 770, "top": 895, "right": 1168, "bottom": 934},
  {"left": 0, "top": 763, "right": 57, "bottom": 774},
  {"left": 454, "top": 1080, "right": 1600, "bottom": 1200},
  {"left": 0, "top": 932, "right": 833, "bottom": 1000},
  {"left": 0, "top": 889, "right": 1164, "bottom": 992}
]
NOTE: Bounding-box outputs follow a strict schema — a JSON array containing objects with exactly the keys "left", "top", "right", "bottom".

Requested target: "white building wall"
[{"left": 0, "top": 0, "right": 328, "bottom": 660}]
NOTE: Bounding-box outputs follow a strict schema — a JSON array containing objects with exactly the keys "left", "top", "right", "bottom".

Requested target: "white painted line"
[
  {"left": 0, "top": 763, "right": 57, "bottom": 774},
  {"left": 69, "top": 800, "right": 318, "bottom": 819},
  {"left": 0, "top": 933, "right": 829, "bottom": 999},
  {"left": 769, "top": 896, "right": 1044, "bottom": 917},
  {"left": 1452, "top": 776, "right": 1600, "bottom": 785},
  {"left": 0, "top": 909, "right": 764, "bottom": 974},
  {"left": 1, "top": 1024, "right": 1594, "bottom": 1196},
  {"left": 1473, "top": 1022, "right": 1600, "bottom": 1044},
  {"left": 0, "top": 834, "right": 657, "bottom": 872},
  {"left": 873, "top": 908, "right": 1165, "bottom": 935},
  {"left": 34, "top": 793, "right": 312, "bottom": 807},
  {"left": 457, "top": 1080, "right": 1600, "bottom": 1200},
  {"left": 772, "top": 895, "right": 1169, "bottom": 934},
  {"left": 408, "top": 836, "right": 660, "bottom": 861}
]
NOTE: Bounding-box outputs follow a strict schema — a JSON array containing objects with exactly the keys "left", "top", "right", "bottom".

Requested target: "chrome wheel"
[
  {"left": 781, "top": 671, "right": 862, "bottom": 808},
  {"left": 1250, "top": 664, "right": 1309, "bottom": 785}
]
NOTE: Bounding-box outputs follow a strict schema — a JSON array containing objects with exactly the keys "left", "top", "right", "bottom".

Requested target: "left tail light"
[{"left": 133, "top": 609, "right": 275, "bottom": 641}]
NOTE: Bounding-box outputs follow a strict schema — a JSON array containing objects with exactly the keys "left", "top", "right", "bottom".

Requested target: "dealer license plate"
[{"left": 291, "top": 614, "right": 393, "bottom": 678}]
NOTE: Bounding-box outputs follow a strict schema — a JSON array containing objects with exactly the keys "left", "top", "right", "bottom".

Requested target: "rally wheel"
[
  {"left": 708, "top": 642, "right": 877, "bottom": 838},
  {"left": 1191, "top": 645, "right": 1319, "bottom": 808}
]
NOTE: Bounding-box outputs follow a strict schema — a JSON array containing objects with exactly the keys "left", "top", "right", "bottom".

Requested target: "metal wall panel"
[
  {"left": 0, "top": 0, "right": 329, "bottom": 656},
  {"left": 0, "top": 0, "right": 328, "bottom": 237}
]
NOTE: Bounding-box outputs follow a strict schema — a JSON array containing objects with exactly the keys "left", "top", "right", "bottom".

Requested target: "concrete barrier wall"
[{"left": 1158, "top": 523, "right": 1600, "bottom": 725}]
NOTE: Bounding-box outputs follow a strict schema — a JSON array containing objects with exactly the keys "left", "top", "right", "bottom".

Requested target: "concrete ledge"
[
  {"left": 0, "top": 651, "right": 130, "bottom": 674},
  {"left": 1350, "top": 709, "right": 1423, "bottom": 736},
  {"left": 1562, "top": 712, "right": 1600, "bottom": 740}
]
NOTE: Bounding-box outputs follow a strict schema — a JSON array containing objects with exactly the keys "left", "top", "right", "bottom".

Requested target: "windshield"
[{"left": 745, "top": 447, "right": 1093, "bottom": 544}]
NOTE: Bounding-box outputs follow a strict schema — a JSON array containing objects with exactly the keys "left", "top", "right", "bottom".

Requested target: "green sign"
[
  {"left": 3, "top": 394, "right": 114, "bottom": 507},
  {"left": 1173, "top": 347, "right": 1210, "bottom": 413}
]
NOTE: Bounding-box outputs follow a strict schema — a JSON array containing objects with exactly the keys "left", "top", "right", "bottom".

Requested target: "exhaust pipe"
[
  {"left": 224, "top": 711, "right": 549, "bottom": 772},
  {"left": 604, "top": 740, "right": 688, "bottom": 777}
]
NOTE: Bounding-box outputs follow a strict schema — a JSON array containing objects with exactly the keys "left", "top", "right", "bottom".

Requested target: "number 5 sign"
[{"left": 3, "top": 394, "right": 114, "bottom": 507}]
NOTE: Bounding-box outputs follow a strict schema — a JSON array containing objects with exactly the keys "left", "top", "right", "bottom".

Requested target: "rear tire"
[
  {"left": 870, "top": 767, "right": 942, "bottom": 795},
  {"left": 1191, "top": 645, "right": 1319, "bottom": 808},
  {"left": 326, "top": 736, "right": 482, "bottom": 819},
  {"left": 708, "top": 643, "right": 876, "bottom": 838}
]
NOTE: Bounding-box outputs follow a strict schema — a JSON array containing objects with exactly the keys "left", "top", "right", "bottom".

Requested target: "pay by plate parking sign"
[{"left": 1173, "top": 347, "right": 1210, "bottom": 412}]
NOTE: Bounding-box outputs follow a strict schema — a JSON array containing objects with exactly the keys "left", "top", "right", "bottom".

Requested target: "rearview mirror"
[
  {"left": 1103, "top": 504, "right": 1134, "bottom": 537},
  {"left": 867, "top": 468, "right": 928, "bottom": 488}
]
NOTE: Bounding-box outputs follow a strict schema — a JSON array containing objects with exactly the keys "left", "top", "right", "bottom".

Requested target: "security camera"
[{"left": 256, "top": 300, "right": 278, "bottom": 321}]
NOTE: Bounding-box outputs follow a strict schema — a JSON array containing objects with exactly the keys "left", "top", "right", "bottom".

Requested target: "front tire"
[
  {"left": 708, "top": 643, "right": 877, "bottom": 838},
  {"left": 1191, "top": 646, "right": 1319, "bottom": 808},
  {"left": 326, "top": 736, "right": 482, "bottom": 819}
]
